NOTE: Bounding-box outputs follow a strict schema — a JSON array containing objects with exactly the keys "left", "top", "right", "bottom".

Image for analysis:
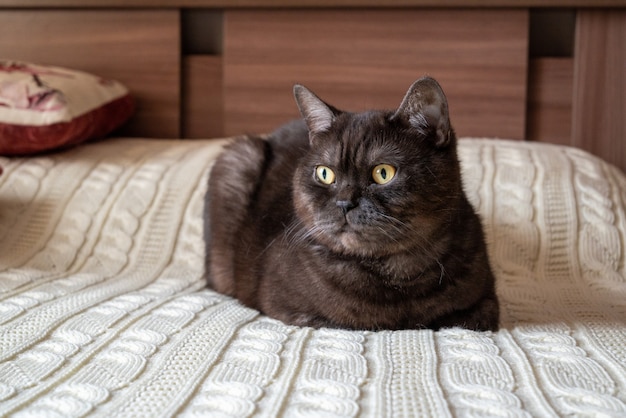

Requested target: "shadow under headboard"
[{"left": 0, "top": 0, "right": 624, "bottom": 171}]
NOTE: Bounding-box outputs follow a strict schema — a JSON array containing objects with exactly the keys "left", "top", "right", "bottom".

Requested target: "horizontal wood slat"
[
  {"left": 1, "top": 0, "right": 624, "bottom": 8},
  {"left": 224, "top": 9, "right": 529, "bottom": 139}
]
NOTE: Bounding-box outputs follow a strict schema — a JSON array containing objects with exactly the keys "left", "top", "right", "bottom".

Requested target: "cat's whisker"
[
  {"left": 285, "top": 219, "right": 328, "bottom": 249},
  {"left": 373, "top": 212, "right": 409, "bottom": 237},
  {"left": 379, "top": 218, "right": 449, "bottom": 266},
  {"left": 284, "top": 220, "right": 303, "bottom": 243},
  {"left": 437, "top": 259, "right": 445, "bottom": 284},
  {"left": 257, "top": 237, "right": 279, "bottom": 259}
]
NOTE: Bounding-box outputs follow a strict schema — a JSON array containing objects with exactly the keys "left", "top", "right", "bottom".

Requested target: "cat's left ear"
[
  {"left": 392, "top": 77, "right": 452, "bottom": 147},
  {"left": 293, "top": 84, "right": 338, "bottom": 138}
]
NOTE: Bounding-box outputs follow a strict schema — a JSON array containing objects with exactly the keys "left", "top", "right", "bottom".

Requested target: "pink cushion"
[{"left": 0, "top": 61, "right": 134, "bottom": 155}]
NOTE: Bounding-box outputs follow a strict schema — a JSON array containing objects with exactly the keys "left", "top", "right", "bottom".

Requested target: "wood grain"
[
  {"left": 572, "top": 10, "right": 626, "bottom": 172},
  {"left": 0, "top": 10, "right": 180, "bottom": 138},
  {"left": 183, "top": 55, "right": 223, "bottom": 138},
  {"left": 1, "top": 0, "right": 625, "bottom": 8},
  {"left": 527, "top": 58, "right": 573, "bottom": 145},
  {"left": 223, "top": 9, "right": 528, "bottom": 139}
]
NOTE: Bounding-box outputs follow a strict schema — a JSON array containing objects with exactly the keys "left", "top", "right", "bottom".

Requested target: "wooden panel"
[
  {"left": 183, "top": 55, "right": 223, "bottom": 138},
  {"left": 1, "top": 1, "right": 625, "bottom": 9},
  {"left": 527, "top": 58, "right": 573, "bottom": 145},
  {"left": 224, "top": 9, "right": 528, "bottom": 139},
  {"left": 573, "top": 10, "right": 626, "bottom": 172},
  {"left": 0, "top": 10, "right": 180, "bottom": 138}
]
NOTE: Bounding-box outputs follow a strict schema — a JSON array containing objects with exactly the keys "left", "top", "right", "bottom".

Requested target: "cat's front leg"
[
  {"left": 271, "top": 310, "right": 336, "bottom": 329},
  {"left": 430, "top": 294, "right": 500, "bottom": 332}
]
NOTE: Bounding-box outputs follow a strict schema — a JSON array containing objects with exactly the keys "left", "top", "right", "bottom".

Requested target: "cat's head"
[{"left": 292, "top": 77, "right": 463, "bottom": 258}]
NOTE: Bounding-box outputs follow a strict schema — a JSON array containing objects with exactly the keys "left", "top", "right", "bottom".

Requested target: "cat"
[{"left": 204, "top": 77, "right": 499, "bottom": 331}]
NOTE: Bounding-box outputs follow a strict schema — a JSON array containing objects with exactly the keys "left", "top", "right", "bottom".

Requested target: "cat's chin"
[
  {"left": 324, "top": 229, "right": 396, "bottom": 258},
  {"left": 312, "top": 228, "right": 368, "bottom": 257},
  {"left": 338, "top": 231, "right": 366, "bottom": 254}
]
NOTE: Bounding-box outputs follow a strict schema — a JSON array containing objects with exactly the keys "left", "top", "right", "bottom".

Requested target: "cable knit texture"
[{"left": 0, "top": 137, "right": 625, "bottom": 417}]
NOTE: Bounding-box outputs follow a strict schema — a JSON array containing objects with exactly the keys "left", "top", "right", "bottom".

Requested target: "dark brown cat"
[{"left": 204, "top": 77, "right": 499, "bottom": 331}]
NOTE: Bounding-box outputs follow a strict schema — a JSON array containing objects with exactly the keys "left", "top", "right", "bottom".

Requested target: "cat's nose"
[{"left": 336, "top": 200, "right": 356, "bottom": 214}]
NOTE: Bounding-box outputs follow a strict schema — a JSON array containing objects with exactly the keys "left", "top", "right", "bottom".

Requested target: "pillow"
[{"left": 0, "top": 61, "right": 135, "bottom": 155}]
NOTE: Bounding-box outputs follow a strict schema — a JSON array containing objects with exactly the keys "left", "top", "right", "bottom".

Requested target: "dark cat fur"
[{"left": 204, "top": 77, "right": 499, "bottom": 331}]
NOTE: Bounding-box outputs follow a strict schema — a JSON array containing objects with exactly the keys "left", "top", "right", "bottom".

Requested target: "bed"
[{"left": 1, "top": 1, "right": 625, "bottom": 417}]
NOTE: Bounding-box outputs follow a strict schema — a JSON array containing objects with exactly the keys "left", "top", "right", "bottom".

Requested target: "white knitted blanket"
[{"left": 0, "top": 137, "right": 624, "bottom": 417}]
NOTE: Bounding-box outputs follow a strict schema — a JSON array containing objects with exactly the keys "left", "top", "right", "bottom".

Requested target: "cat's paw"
[
  {"left": 281, "top": 312, "right": 334, "bottom": 329},
  {"left": 432, "top": 296, "right": 499, "bottom": 332}
]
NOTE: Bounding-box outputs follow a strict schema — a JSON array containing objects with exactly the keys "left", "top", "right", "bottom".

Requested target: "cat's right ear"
[
  {"left": 293, "top": 84, "right": 337, "bottom": 137},
  {"left": 392, "top": 77, "right": 452, "bottom": 148}
]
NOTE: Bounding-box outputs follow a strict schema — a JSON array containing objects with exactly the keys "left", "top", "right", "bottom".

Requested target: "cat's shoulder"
[{"left": 268, "top": 119, "right": 310, "bottom": 149}]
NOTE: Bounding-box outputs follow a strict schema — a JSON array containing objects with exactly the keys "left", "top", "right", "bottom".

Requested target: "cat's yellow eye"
[
  {"left": 315, "top": 165, "right": 336, "bottom": 185},
  {"left": 372, "top": 164, "right": 396, "bottom": 185}
]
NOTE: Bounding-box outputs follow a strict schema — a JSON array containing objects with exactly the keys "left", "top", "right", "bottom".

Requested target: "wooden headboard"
[{"left": 0, "top": 1, "right": 624, "bottom": 171}]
